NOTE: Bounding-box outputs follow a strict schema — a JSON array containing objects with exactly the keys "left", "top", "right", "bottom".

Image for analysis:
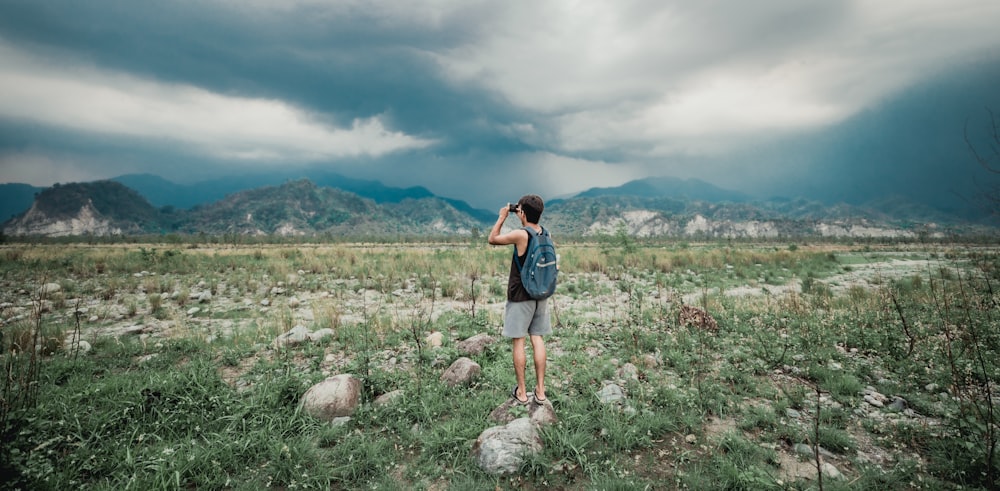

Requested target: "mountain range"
[{"left": 2, "top": 174, "right": 995, "bottom": 239}]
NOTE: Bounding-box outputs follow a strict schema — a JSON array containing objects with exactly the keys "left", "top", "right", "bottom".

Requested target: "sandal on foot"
[
  {"left": 531, "top": 390, "right": 548, "bottom": 402},
  {"left": 511, "top": 385, "right": 529, "bottom": 404}
]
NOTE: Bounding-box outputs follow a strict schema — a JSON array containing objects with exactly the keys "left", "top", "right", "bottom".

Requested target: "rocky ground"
[{"left": 0, "top": 251, "right": 974, "bottom": 482}]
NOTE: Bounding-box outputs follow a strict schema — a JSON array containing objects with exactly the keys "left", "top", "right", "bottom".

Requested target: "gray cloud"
[{"left": 1, "top": 0, "right": 999, "bottom": 211}]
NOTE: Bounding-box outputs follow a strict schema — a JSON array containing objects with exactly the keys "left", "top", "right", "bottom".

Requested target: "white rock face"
[
  {"left": 4, "top": 200, "right": 122, "bottom": 237},
  {"left": 580, "top": 208, "right": 924, "bottom": 239},
  {"left": 816, "top": 222, "right": 915, "bottom": 238}
]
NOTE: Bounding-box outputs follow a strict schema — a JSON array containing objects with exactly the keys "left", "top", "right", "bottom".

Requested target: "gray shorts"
[{"left": 503, "top": 299, "right": 552, "bottom": 338}]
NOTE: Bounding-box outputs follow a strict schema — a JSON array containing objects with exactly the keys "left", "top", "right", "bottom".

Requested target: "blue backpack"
[{"left": 514, "top": 226, "right": 558, "bottom": 300}]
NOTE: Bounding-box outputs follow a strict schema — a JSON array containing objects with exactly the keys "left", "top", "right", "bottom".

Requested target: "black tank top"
[{"left": 506, "top": 230, "right": 536, "bottom": 302}]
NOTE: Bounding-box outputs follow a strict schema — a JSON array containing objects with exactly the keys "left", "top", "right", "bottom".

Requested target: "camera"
[{"left": 508, "top": 203, "right": 519, "bottom": 213}]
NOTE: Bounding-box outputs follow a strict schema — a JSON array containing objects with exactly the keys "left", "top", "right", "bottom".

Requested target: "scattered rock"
[
  {"left": 456, "top": 333, "right": 495, "bottom": 355},
  {"left": 472, "top": 418, "right": 542, "bottom": 474},
  {"left": 273, "top": 325, "right": 312, "bottom": 349},
  {"left": 63, "top": 338, "right": 92, "bottom": 355},
  {"left": 39, "top": 283, "right": 62, "bottom": 295},
  {"left": 490, "top": 396, "right": 558, "bottom": 426},
  {"left": 186, "top": 307, "right": 200, "bottom": 316},
  {"left": 793, "top": 443, "right": 838, "bottom": 460},
  {"left": 678, "top": 304, "right": 718, "bottom": 332},
  {"left": 197, "top": 291, "right": 212, "bottom": 303},
  {"left": 597, "top": 382, "right": 626, "bottom": 404},
  {"left": 887, "top": 396, "right": 907, "bottom": 413},
  {"left": 288, "top": 297, "right": 301, "bottom": 309},
  {"left": 425, "top": 331, "right": 444, "bottom": 348},
  {"left": 616, "top": 362, "right": 639, "bottom": 381},
  {"left": 685, "top": 434, "right": 697, "bottom": 444},
  {"left": 374, "top": 390, "right": 405, "bottom": 406},
  {"left": 301, "top": 374, "right": 362, "bottom": 421},
  {"left": 440, "top": 357, "right": 480, "bottom": 386},
  {"left": 786, "top": 408, "right": 801, "bottom": 419},
  {"left": 863, "top": 387, "right": 888, "bottom": 409},
  {"left": 822, "top": 462, "right": 844, "bottom": 480},
  {"left": 309, "top": 328, "right": 335, "bottom": 342}
]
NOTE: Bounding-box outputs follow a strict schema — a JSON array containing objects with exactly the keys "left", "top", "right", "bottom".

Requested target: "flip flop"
[
  {"left": 511, "top": 385, "right": 529, "bottom": 404},
  {"left": 532, "top": 391, "right": 548, "bottom": 403}
]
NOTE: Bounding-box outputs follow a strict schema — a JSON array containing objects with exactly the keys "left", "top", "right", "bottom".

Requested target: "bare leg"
[
  {"left": 512, "top": 337, "right": 528, "bottom": 402},
  {"left": 530, "top": 334, "right": 547, "bottom": 401}
]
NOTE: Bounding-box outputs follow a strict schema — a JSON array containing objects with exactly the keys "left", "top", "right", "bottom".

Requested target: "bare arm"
[{"left": 488, "top": 206, "right": 528, "bottom": 255}]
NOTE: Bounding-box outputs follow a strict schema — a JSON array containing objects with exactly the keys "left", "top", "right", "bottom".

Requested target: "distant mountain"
[
  {"left": 541, "top": 194, "right": 990, "bottom": 239},
  {"left": 3, "top": 181, "right": 164, "bottom": 236},
  {"left": 575, "top": 177, "right": 751, "bottom": 202},
  {"left": 0, "top": 183, "right": 43, "bottom": 222},
  {"left": 175, "top": 179, "right": 483, "bottom": 236},
  {"left": 4, "top": 177, "right": 995, "bottom": 239},
  {"left": 112, "top": 170, "right": 495, "bottom": 220}
]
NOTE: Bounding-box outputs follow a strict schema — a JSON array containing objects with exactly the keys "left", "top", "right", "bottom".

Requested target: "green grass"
[{"left": 2, "top": 241, "right": 999, "bottom": 489}]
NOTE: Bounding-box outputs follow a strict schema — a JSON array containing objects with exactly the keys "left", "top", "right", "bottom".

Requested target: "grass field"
[{"left": 1, "top": 240, "right": 998, "bottom": 489}]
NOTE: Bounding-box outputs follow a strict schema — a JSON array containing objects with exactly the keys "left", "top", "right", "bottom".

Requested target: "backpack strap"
[{"left": 513, "top": 226, "right": 542, "bottom": 270}]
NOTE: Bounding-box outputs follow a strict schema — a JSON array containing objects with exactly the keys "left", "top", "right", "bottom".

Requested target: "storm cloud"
[{"left": 1, "top": 0, "right": 999, "bottom": 210}]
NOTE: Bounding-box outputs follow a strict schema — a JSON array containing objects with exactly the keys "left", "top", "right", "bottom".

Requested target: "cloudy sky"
[{"left": 1, "top": 0, "right": 999, "bottom": 210}]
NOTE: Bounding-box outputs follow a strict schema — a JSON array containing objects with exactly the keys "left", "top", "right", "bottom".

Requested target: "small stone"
[
  {"left": 864, "top": 394, "right": 884, "bottom": 408},
  {"left": 596, "top": 383, "right": 625, "bottom": 404},
  {"left": 822, "top": 462, "right": 844, "bottom": 480},
  {"left": 425, "top": 331, "right": 444, "bottom": 348},
  {"left": 786, "top": 408, "right": 801, "bottom": 419},
  {"left": 887, "top": 397, "right": 907, "bottom": 413},
  {"left": 685, "top": 434, "right": 697, "bottom": 444},
  {"left": 39, "top": 283, "right": 62, "bottom": 295}
]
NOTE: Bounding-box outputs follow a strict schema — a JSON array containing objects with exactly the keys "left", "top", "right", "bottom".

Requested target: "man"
[{"left": 488, "top": 194, "right": 551, "bottom": 404}]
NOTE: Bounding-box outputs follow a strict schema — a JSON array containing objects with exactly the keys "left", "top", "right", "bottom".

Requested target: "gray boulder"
[
  {"left": 301, "top": 374, "right": 362, "bottom": 421},
  {"left": 472, "top": 418, "right": 542, "bottom": 474},
  {"left": 425, "top": 331, "right": 444, "bottom": 348},
  {"left": 309, "top": 328, "right": 335, "bottom": 343},
  {"left": 440, "top": 357, "right": 481, "bottom": 386},
  {"left": 490, "top": 396, "right": 557, "bottom": 426},
  {"left": 374, "top": 390, "right": 405, "bottom": 407},
  {"left": 273, "top": 325, "right": 311, "bottom": 349},
  {"left": 39, "top": 283, "right": 62, "bottom": 295},
  {"left": 597, "top": 382, "right": 626, "bottom": 404},
  {"left": 456, "top": 333, "right": 495, "bottom": 355}
]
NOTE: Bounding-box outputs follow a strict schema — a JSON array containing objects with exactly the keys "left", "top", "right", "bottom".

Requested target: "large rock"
[
  {"left": 273, "top": 325, "right": 311, "bottom": 349},
  {"left": 39, "top": 283, "right": 62, "bottom": 295},
  {"left": 597, "top": 382, "right": 626, "bottom": 404},
  {"left": 440, "top": 357, "right": 481, "bottom": 386},
  {"left": 472, "top": 418, "right": 543, "bottom": 474},
  {"left": 490, "top": 397, "right": 557, "bottom": 426},
  {"left": 456, "top": 333, "right": 495, "bottom": 355},
  {"left": 425, "top": 331, "right": 444, "bottom": 348},
  {"left": 301, "top": 374, "right": 362, "bottom": 421}
]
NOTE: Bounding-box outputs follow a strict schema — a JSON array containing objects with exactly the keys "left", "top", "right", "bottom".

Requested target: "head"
[{"left": 517, "top": 194, "right": 544, "bottom": 224}]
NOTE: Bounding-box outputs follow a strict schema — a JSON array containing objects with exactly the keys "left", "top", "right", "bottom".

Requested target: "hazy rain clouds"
[{"left": 1, "top": 0, "right": 999, "bottom": 208}]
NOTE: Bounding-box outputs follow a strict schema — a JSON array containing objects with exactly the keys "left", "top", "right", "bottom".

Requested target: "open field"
[{"left": 2, "top": 240, "right": 998, "bottom": 489}]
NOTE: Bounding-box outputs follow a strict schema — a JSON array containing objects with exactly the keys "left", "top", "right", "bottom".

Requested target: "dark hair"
[{"left": 518, "top": 194, "right": 544, "bottom": 223}]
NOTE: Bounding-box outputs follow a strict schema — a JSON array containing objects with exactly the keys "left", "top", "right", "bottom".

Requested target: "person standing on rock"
[{"left": 488, "top": 194, "right": 551, "bottom": 405}]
